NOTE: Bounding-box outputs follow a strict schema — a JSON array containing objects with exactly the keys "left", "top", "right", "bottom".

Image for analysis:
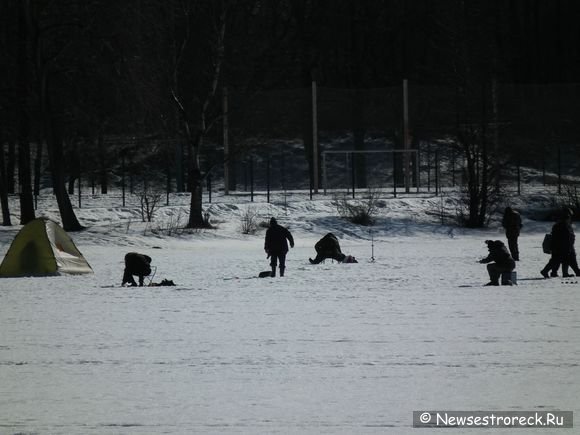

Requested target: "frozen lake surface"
[
  {"left": 1, "top": 229, "right": 579, "bottom": 434},
  {"left": 0, "top": 190, "right": 579, "bottom": 433}
]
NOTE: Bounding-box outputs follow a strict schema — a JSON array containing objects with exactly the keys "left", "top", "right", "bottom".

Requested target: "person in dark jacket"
[
  {"left": 122, "top": 252, "right": 152, "bottom": 286},
  {"left": 309, "top": 233, "right": 345, "bottom": 264},
  {"left": 479, "top": 240, "right": 516, "bottom": 286},
  {"left": 264, "top": 217, "right": 294, "bottom": 277},
  {"left": 502, "top": 207, "right": 522, "bottom": 261},
  {"left": 541, "top": 208, "right": 580, "bottom": 278}
]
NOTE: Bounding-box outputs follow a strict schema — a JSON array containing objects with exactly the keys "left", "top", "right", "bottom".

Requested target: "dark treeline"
[{"left": 1, "top": 0, "right": 579, "bottom": 229}]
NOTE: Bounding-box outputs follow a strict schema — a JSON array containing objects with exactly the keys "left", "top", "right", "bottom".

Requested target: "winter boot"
[
  {"left": 540, "top": 269, "right": 550, "bottom": 279},
  {"left": 279, "top": 267, "right": 285, "bottom": 277},
  {"left": 271, "top": 266, "right": 276, "bottom": 277}
]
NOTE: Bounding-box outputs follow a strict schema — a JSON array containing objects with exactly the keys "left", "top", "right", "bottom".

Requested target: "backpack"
[{"left": 542, "top": 233, "right": 552, "bottom": 254}]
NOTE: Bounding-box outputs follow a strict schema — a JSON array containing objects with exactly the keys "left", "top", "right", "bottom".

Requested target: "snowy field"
[{"left": 0, "top": 191, "right": 579, "bottom": 434}]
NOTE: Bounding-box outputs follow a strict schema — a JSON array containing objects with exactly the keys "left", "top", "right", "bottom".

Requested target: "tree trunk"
[
  {"left": 0, "top": 142, "right": 12, "bottom": 226},
  {"left": 7, "top": 142, "right": 15, "bottom": 194},
  {"left": 33, "top": 139, "right": 43, "bottom": 197},
  {"left": 98, "top": 132, "right": 107, "bottom": 194},
  {"left": 47, "top": 117, "right": 83, "bottom": 231},
  {"left": 188, "top": 167, "right": 205, "bottom": 227},
  {"left": 17, "top": 0, "right": 35, "bottom": 225}
]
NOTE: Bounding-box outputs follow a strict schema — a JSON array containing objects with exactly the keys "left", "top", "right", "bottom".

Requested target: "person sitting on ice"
[
  {"left": 479, "top": 240, "right": 515, "bottom": 286},
  {"left": 122, "top": 252, "right": 152, "bottom": 287},
  {"left": 309, "top": 233, "right": 357, "bottom": 264}
]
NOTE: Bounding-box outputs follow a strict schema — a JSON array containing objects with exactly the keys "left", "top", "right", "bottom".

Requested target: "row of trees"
[{"left": 1, "top": 0, "right": 579, "bottom": 229}]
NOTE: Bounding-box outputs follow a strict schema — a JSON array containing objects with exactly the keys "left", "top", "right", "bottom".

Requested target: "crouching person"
[
  {"left": 122, "top": 252, "right": 152, "bottom": 286},
  {"left": 309, "top": 233, "right": 345, "bottom": 264},
  {"left": 479, "top": 240, "right": 515, "bottom": 286}
]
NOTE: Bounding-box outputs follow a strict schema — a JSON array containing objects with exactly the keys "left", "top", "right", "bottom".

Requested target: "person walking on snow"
[
  {"left": 264, "top": 217, "right": 294, "bottom": 277},
  {"left": 502, "top": 207, "right": 522, "bottom": 261},
  {"left": 541, "top": 208, "right": 580, "bottom": 278},
  {"left": 479, "top": 240, "right": 516, "bottom": 286}
]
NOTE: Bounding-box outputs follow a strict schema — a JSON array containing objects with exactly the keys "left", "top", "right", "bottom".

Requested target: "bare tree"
[{"left": 172, "top": 1, "right": 230, "bottom": 228}]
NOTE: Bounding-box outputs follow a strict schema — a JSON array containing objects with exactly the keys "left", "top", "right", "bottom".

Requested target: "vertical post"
[
  {"left": 435, "top": 149, "right": 439, "bottom": 196},
  {"left": 517, "top": 160, "right": 521, "bottom": 196},
  {"left": 393, "top": 153, "right": 397, "bottom": 198},
  {"left": 166, "top": 159, "right": 170, "bottom": 206},
  {"left": 351, "top": 152, "right": 355, "bottom": 199},
  {"left": 266, "top": 155, "right": 270, "bottom": 203},
  {"left": 403, "top": 79, "right": 411, "bottom": 193},
  {"left": 542, "top": 155, "right": 546, "bottom": 186},
  {"left": 207, "top": 172, "right": 212, "bottom": 203},
  {"left": 121, "top": 152, "right": 126, "bottom": 207},
  {"left": 312, "top": 80, "right": 319, "bottom": 193},
  {"left": 250, "top": 156, "right": 254, "bottom": 202},
  {"left": 223, "top": 86, "right": 229, "bottom": 195},
  {"left": 322, "top": 151, "right": 327, "bottom": 195},
  {"left": 451, "top": 148, "right": 456, "bottom": 187},
  {"left": 416, "top": 150, "right": 420, "bottom": 193},
  {"left": 557, "top": 144, "right": 562, "bottom": 195}
]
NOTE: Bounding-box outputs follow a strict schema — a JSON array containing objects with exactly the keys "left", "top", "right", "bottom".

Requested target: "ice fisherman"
[
  {"left": 502, "top": 206, "right": 522, "bottom": 261},
  {"left": 541, "top": 208, "right": 580, "bottom": 278},
  {"left": 479, "top": 240, "right": 516, "bottom": 286},
  {"left": 309, "top": 233, "right": 358, "bottom": 264},
  {"left": 122, "top": 252, "right": 152, "bottom": 286},
  {"left": 264, "top": 217, "right": 294, "bottom": 277}
]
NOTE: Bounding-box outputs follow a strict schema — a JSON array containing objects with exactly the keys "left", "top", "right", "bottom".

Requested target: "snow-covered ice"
[{"left": 0, "top": 191, "right": 578, "bottom": 434}]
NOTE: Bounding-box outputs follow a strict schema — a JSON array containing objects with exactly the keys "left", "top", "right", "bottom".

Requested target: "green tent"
[{"left": 0, "top": 218, "right": 93, "bottom": 277}]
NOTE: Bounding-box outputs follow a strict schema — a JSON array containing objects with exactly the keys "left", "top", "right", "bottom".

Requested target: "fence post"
[
  {"left": 266, "top": 155, "right": 270, "bottom": 203},
  {"left": 322, "top": 151, "right": 327, "bottom": 195},
  {"left": 393, "top": 154, "right": 397, "bottom": 198},
  {"left": 207, "top": 172, "right": 212, "bottom": 203},
  {"left": 351, "top": 152, "right": 355, "bottom": 198},
  {"left": 121, "top": 152, "right": 126, "bottom": 207},
  {"left": 312, "top": 80, "right": 318, "bottom": 193},
  {"left": 435, "top": 149, "right": 439, "bottom": 196},
  {"left": 557, "top": 144, "right": 562, "bottom": 195},
  {"left": 250, "top": 156, "right": 254, "bottom": 202},
  {"left": 517, "top": 160, "right": 521, "bottom": 196}
]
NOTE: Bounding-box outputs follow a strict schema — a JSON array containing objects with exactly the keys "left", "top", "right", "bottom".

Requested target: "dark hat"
[
  {"left": 270, "top": 217, "right": 277, "bottom": 225},
  {"left": 485, "top": 240, "right": 493, "bottom": 245}
]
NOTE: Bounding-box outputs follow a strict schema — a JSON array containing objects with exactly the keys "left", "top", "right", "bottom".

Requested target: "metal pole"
[
  {"left": 558, "top": 144, "right": 562, "bottom": 195},
  {"left": 266, "top": 156, "right": 270, "bottom": 203},
  {"left": 393, "top": 154, "right": 397, "bottom": 198},
  {"left": 312, "top": 80, "right": 318, "bottom": 193},
  {"left": 435, "top": 149, "right": 439, "bottom": 196},
  {"left": 207, "top": 172, "right": 212, "bottom": 203},
  {"left": 517, "top": 160, "right": 521, "bottom": 196},
  {"left": 323, "top": 152, "right": 327, "bottom": 195},
  {"left": 403, "top": 78, "right": 410, "bottom": 193},
  {"left": 223, "top": 87, "right": 229, "bottom": 195},
  {"left": 121, "top": 153, "right": 126, "bottom": 207},
  {"left": 250, "top": 156, "right": 254, "bottom": 202},
  {"left": 351, "top": 152, "right": 355, "bottom": 199}
]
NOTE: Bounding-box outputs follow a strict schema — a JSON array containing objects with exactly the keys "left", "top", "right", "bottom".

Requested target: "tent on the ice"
[{"left": 0, "top": 217, "right": 93, "bottom": 277}]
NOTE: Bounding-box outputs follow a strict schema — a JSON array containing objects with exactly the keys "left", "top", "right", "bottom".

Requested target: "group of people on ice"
[
  {"left": 263, "top": 217, "right": 357, "bottom": 278},
  {"left": 121, "top": 217, "right": 357, "bottom": 285},
  {"left": 120, "top": 205, "right": 577, "bottom": 286},
  {"left": 480, "top": 206, "right": 579, "bottom": 286}
]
